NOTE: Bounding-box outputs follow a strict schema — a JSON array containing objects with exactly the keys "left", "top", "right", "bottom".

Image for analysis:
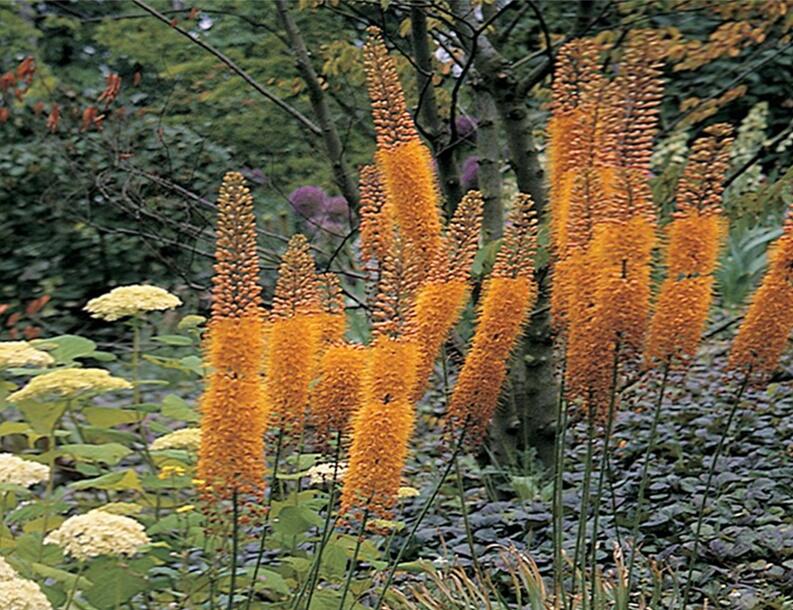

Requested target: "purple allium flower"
[
  {"left": 322, "top": 195, "right": 349, "bottom": 218},
  {"left": 455, "top": 115, "right": 478, "bottom": 140},
  {"left": 460, "top": 155, "right": 479, "bottom": 191},
  {"left": 288, "top": 185, "right": 327, "bottom": 218}
]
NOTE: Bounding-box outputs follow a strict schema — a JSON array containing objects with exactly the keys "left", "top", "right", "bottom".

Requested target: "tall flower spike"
[
  {"left": 550, "top": 43, "right": 613, "bottom": 331},
  {"left": 645, "top": 124, "right": 733, "bottom": 366},
  {"left": 365, "top": 27, "right": 444, "bottom": 287},
  {"left": 410, "top": 191, "right": 484, "bottom": 399},
  {"left": 446, "top": 194, "right": 539, "bottom": 443},
  {"left": 548, "top": 38, "right": 604, "bottom": 257},
  {"left": 310, "top": 343, "right": 366, "bottom": 447},
  {"left": 729, "top": 212, "right": 793, "bottom": 376},
  {"left": 608, "top": 30, "right": 665, "bottom": 221},
  {"left": 341, "top": 336, "right": 419, "bottom": 520},
  {"left": 198, "top": 172, "right": 267, "bottom": 502},
  {"left": 267, "top": 235, "right": 321, "bottom": 436},
  {"left": 358, "top": 165, "right": 393, "bottom": 264},
  {"left": 370, "top": 234, "right": 419, "bottom": 340}
]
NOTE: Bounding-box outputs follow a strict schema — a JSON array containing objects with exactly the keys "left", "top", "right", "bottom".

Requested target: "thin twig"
[{"left": 130, "top": 0, "right": 322, "bottom": 136}]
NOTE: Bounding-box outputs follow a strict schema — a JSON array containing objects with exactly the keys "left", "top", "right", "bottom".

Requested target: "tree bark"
[
  {"left": 451, "top": 0, "right": 558, "bottom": 469},
  {"left": 410, "top": 7, "right": 463, "bottom": 215},
  {"left": 471, "top": 83, "right": 503, "bottom": 241},
  {"left": 275, "top": 0, "right": 359, "bottom": 209}
]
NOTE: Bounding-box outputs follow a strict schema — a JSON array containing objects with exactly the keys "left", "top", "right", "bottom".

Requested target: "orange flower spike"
[
  {"left": 729, "top": 215, "right": 793, "bottom": 376},
  {"left": 311, "top": 343, "right": 366, "bottom": 446},
  {"left": 198, "top": 172, "right": 268, "bottom": 501},
  {"left": 341, "top": 337, "right": 419, "bottom": 520},
  {"left": 410, "top": 191, "right": 484, "bottom": 398},
  {"left": 272, "top": 234, "right": 322, "bottom": 318},
  {"left": 358, "top": 165, "right": 393, "bottom": 264},
  {"left": 365, "top": 28, "right": 444, "bottom": 284},
  {"left": 645, "top": 124, "right": 733, "bottom": 366},
  {"left": 446, "top": 194, "right": 539, "bottom": 442},
  {"left": 267, "top": 234, "right": 322, "bottom": 435},
  {"left": 316, "top": 272, "right": 346, "bottom": 345},
  {"left": 589, "top": 216, "right": 656, "bottom": 355},
  {"left": 548, "top": 39, "right": 603, "bottom": 255}
]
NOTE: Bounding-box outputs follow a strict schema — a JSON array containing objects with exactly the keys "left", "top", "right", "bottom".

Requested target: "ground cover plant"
[{"left": 1, "top": 1, "right": 792, "bottom": 609}]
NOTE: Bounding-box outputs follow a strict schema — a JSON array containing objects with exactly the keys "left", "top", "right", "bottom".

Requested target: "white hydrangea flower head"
[
  {"left": 150, "top": 428, "right": 201, "bottom": 452},
  {"left": 0, "top": 578, "right": 53, "bottom": 610},
  {"left": 85, "top": 285, "right": 182, "bottom": 321},
  {"left": 0, "top": 555, "right": 18, "bottom": 580},
  {"left": 0, "top": 342, "right": 54, "bottom": 369},
  {"left": 44, "top": 508, "right": 150, "bottom": 561},
  {"left": 7, "top": 368, "right": 131, "bottom": 403},
  {"left": 0, "top": 454, "right": 49, "bottom": 488},
  {"left": 307, "top": 462, "right": 347, "bottom": 486}
]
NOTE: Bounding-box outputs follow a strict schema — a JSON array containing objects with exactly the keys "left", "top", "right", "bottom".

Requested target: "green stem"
[
  {"left": 588, "top": 343, "right": 621, "bottom": 610},
  {"left": 227, "top": 489, "right": 239, "bottom": 610},
  {"left": 569, "top": 404, "right": 595, "bottom": 610},
  {"left": 298, "top": 431, "right": 344, "bottom": 610},
  {"left": 626, "top": 361, "right": 670, "bottom": 590},
  {"left": 373, "top": 426, "right": 467, "bottom": 610},
  {"left": 680, "top": 371, "right": 749, "bottom": 609},
  {"left": 337, "top": 507, "right": 369, "bottom": 610},
  {"left": 244, "top": 429, "right": 285, "bottom": 610},
  {"left": 64, "top": 562, "right": 84, "bottom": 610},
  {"left": 454, "top": 455, "right": 484, "bottom": 582},
  {"left": 552, "top": 366, "right": 567, "bottom": 609}
]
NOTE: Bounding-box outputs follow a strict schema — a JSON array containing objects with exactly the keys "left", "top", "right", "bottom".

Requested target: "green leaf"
[
  {"left": 58, "top": 443, "right": 131, "bottom": 465},
  {"left": 31, "top": 562, "right": 93, "bottom": 589},
  {"left": 70, "top": 469, "right": 142, "bottom": 491},
  {"left": 0, "top": 421, "right": 34, "bottom": 438},
  {"left": 16, "top": 400, "right": 66, "bottom": 434},
  {"left": 31, "top": 335, "right": 97, "bottom": 364},
  {"left": 272, "top": 505, "right": 323, "bottom": 538},
  {"left": 83, "top": 406, "right": 139, "bottom": 427},
  {"left": 161, "top": 394, "right": 200, "bottom": 422},
  {"left": 84, "top": 563, "right": 147, "bottom": 607},
  {"left": 248, "top": 568, "right": 290, "bottom": 595}
]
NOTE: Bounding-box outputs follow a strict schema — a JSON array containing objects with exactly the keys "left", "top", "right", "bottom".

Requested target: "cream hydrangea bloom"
[
  {"left": 0, "top": 342, "right": 54, "bottom": 369},
  {"left": 0, "top": 578, "right": 53, "bottom": 610},
  {"left": 85, "top": 285, "right": 182, "bottom": 321},
  {"left": 307, "top": 462, "right": 348, "bottom": 486},
  {"left": 150, "top": 427, "right": 201, "bottom": 451},
  {"left": 0, "top": 556, "right": 18, "bottom": 580},
  {"left": 7, "top": 368, "right": 131, "bottom": 403},
  {"left": 44, "top": 508, "right": 150, "bottom": 561},
  {"left": 0, "top": 454, "right": 49, "bottom": 488}
]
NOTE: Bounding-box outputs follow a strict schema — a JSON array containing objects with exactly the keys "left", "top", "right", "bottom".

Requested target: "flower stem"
[
  {"left": 680, "top": 371, "right": 750, "bottom": 609},
  {"left": 64, "top": 562, "right": 84, "bottom": 610},
  {"left": 244, "top": 429, "right": 284, "bottom": 610},
  {"left": 373, "top": 426, "right": 467, "bottom": 610},
  {"left": 338, "top": 507, "right": 369, "bottom": 610},
  {"left": 588, "top": 343, "right": 621, "bottom": 610},
  {"left": 569, "top": 405, "right": 595, "bottom": 610},
  {"left": 552, "top": 366, "right": 567, "bottom": 609},
  {"left": 227, "top": 489, "right": 240, "bottom": 610},
  {"left": 298, "top": 430, "right": 344, "bottom": 610},
  {"left": 626, "top": 360, "right": 670, "bottom": 590}
]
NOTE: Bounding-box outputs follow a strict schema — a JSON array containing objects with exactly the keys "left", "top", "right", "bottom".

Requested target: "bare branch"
[{"left": 130, "top": 0, "right": 322, "bottom": 136}]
